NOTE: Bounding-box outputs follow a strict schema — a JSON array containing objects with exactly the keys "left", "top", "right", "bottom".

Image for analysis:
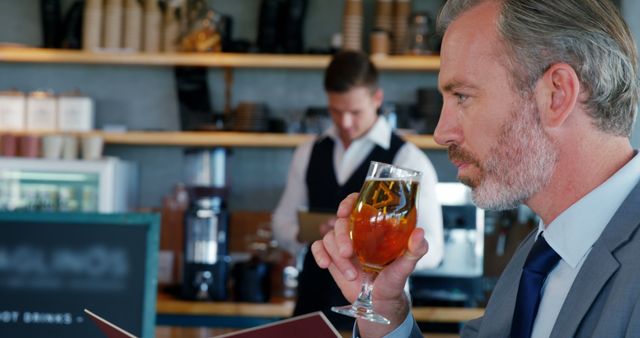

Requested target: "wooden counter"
[
  {"left": 156, "top": 292, "right": 483, "bottom": 337},
  {"left": 155, "top": 326, "right": 460, "bottom": 338},
  {"left": 157, "top": 292, "right": 483, "bottom": 323}
]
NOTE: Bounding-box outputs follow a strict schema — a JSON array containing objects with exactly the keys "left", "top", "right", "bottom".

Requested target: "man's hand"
[
  {"left": 319, "top": 217, "right": 337, "bottom": 237},
  {"left": 311, "top": 193, "right": 429, "bottom": 337}
]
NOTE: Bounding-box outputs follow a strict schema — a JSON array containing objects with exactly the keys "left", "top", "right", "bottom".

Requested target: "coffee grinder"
[{"left": 181, "top": 148, "right": 229, "bottom": 300}]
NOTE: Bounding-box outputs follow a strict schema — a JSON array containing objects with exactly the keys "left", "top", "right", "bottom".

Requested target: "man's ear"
[
  {"left": 535, "top": 63, "right": 581, "bottom": 128},
  {"left": 373, "top": 88, "right": 384, "bottom": 109}
]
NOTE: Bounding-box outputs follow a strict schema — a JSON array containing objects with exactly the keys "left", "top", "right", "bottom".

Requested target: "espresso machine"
[
  {"left": 410, "top": 182, "right": 485, "bottom": 307},
  {"left": 181, "top": 148, "right": 230, "bottom": 300}
]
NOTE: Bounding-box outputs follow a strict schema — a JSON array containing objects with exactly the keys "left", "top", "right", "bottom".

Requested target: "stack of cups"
[
  {"left": 375, "top": 0, "right": 393, "bottom": 34},
  {"left": 103, "top": 0, "right": 123, "bottom": 49},
  {"left": 343, "top": 0, "right": 363, "bottom": 51},
  {"left": 83, "top": 0, "right": 103, "bottom": 51},
  {"left": 393, "top": 0, "right": 412, "bottom": 54},
  {"left": 123, "top": 0, "right": 143, "bottom": 51},
  {"left": 372, "top": 0, "right": 394, "bottom": 56},
  {"left": 1, "top": 135, "right": 18, "bottom": 157}
]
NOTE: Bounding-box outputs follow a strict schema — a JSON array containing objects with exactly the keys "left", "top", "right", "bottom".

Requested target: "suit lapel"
[
  {"left": 549, "top": 247, "right": 618, "bottom": 338},
  {"left": 478, "top": 232, "right": 536, "bottom": 338},
  {"left": 550, "top": 181, "right": 640, "bottom": 338}
]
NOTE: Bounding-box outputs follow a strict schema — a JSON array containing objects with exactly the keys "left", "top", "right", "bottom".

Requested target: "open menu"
[
  {"left": 85, "top": 309, "right": 342, "bottom": 338},
  {"left": 84, "top": 309, "right": 136, "bottom": 338},
  {"left": 214, "top": 311, "right": 342, "bottom": 338}
]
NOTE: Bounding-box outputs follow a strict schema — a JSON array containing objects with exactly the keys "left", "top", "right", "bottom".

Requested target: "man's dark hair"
[{"left": 324, "top": 51, "right": 379, "bottom": 93}]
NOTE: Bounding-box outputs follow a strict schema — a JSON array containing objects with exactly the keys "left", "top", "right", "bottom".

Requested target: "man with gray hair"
[{"left": 311, "top": 0, "right": 640, "bottom": 337}]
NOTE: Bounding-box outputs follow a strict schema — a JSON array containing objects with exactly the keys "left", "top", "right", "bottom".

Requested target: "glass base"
[{"left": 331, "top": 304, "right": 391, "bottom": 325}]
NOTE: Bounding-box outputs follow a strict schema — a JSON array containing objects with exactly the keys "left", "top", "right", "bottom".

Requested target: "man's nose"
[
  {"left": 340, "top": 113, "right": 354, "bottom": 129},
  {"left": 433, "top": 102, "right": 463, "bottom": 146}
]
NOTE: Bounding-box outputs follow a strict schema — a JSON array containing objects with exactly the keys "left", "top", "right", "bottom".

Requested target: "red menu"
[
  {"left": 85, "top": 308, "right": 342, "bottom": 338},
  {"left": 84, "top": 309, "right": 137, "bottom": 338},
  {"left": 214, "top": 312, "right": 342, "bottom": 338}
]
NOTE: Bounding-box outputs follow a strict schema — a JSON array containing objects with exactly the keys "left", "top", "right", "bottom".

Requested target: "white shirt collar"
[
  {"left": 324, "top": 117, "right": 391, "bottom": 150},
  {"left": 538, "top": 152, "right": 640, "bottom": 268}
]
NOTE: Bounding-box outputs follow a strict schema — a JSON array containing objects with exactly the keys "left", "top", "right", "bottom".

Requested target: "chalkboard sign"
[{"left": 0, "top": 212, "right": 160, "bottom": 338}]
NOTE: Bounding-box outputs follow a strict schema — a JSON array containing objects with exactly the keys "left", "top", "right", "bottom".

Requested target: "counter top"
[
  {"left": 155, "top": 326, "right": 460, "bottom": 338},
  {"left": 156, "top": 292, "right": 483, "bottom": 323}
]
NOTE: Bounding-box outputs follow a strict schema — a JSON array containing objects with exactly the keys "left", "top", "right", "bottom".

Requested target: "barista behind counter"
[{"left": 272, "top": 51, "right": 445, "bottom": 329}]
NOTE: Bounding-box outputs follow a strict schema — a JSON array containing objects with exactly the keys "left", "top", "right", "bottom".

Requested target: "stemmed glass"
[{"left": 331, "top": 161, "right": 421, "bottom": 324}]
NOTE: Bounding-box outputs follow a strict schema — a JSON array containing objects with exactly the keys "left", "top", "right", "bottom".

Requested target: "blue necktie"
[{"left": 510, "top": 235, "right": 560, "bottom": 338}]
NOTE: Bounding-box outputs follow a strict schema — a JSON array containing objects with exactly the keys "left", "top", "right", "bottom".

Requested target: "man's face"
[
  {"left": 434, "top": 1, "right": 557, "bottom": 210},
  {"left": 327, "top": 86, "right": 382, "bottom": 147}
]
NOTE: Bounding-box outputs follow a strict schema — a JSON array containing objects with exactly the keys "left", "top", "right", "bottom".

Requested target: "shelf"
[
  {"left": 1, "top": 131, "right": 444, "bottom": 149},
  {"left": 97, "top": 131, "right": 445, "bottom": 150},
  {"left": 101, "top": 131, "right": 314, "bottom": 148},
  {"left": 0, "top": 47, "right": 440, "bottom": 71}
]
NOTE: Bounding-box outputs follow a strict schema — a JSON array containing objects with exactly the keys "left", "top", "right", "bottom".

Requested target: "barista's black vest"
[
  {"left": 306, "top": 134, "right": 405, "bottom": 212},
  {"left": 293, "top": 133, "right": 405, "bottom": 329}
]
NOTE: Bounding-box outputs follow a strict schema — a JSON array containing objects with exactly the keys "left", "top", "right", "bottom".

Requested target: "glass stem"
[{"left": 353, "top": 270, "right": 378, "bottom": 313}]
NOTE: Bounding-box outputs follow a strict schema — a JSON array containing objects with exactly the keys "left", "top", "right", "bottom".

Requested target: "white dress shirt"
[{"left": 272, "top": 117, "right": 445, "bottom": 269}]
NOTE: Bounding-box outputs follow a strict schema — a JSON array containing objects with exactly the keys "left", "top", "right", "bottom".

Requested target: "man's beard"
[{"left": 448, "top": 101, "right": 558, "bottom": 210}]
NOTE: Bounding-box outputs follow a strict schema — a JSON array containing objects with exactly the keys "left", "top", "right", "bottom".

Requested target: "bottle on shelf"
[
  {"left": 180, "top": 0, "right": 223, "bottom": 52},
  {"left": 123, "top": 0, "right": 143, "bottom": 51},
  {"left": 163, "top": 0, "right": 181, "bottom": 52},
  {"left": 143, "top": 0, "right": 162, "bottom": 52},
  {"left": 82, "top": 0, "right": 103, "bottom": 51},
  {"left": 103, "top": 0, "right": 123, "bottom": 49},
  {"left": 406, "top": 12, "right": 434, "bottom": 55}
]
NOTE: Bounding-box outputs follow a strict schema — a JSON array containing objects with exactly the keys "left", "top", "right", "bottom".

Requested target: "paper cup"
[
  {"left": 42, "top": 134, "right": 64, "bottom": 159},
  {"left": 62, "top": 135, "right": 79, "bottom": 160},
  {"left": 81, "top": 135, "right": 104, "bottom": 160},
  {"left": 0, "top": 134, "right": 18, "bottom": 157},
  {"left": 18, "top": 135, "right": 41, "bottom": 158}
]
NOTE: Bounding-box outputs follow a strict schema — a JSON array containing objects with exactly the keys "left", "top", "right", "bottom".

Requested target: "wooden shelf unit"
[
  {"left": 0, "top": 49, "right": 444, "bottom": 149},
  {"left": 0, "top": 47, "right": 440, "bottom": 71}
]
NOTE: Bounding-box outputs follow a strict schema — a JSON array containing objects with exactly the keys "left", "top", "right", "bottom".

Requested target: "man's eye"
[{"left": 455, "top": 93, "right": 468, "bottom": 104}]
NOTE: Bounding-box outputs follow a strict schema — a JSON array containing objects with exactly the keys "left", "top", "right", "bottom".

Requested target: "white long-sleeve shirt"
[{"left": 272, "top": 117, "right": 444, "bottom": 269}]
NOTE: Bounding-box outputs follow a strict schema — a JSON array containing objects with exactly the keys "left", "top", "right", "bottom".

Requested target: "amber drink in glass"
[{"left": 331, "top": 161, "right": 421, "bottom": 324}]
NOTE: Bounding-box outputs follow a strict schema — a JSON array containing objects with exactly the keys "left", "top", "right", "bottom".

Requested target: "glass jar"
[
  {"left": 406, "top": 12, "right": 434, "bottom": 55},
  {"left": 180, "top": 0, "right": 224, "bottom": 52},
  {"left": 181, "top": 187, "right": 229, "bottom": 300}
]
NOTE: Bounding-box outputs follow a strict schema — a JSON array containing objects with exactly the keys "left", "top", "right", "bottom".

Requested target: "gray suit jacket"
[{"left": 408, "top": 180, "right": 640, "bottom": 338}]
